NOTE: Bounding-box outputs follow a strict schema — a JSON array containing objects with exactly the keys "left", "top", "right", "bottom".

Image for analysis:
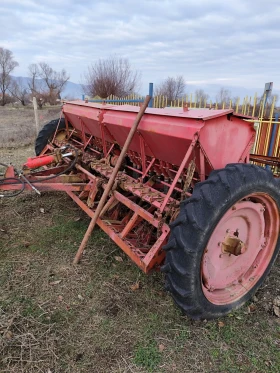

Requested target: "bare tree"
[
  {"left": 195, "top": 89, "right": 209, "bottom": 105},
  {"left": 216, "top": 87, "right": 231, "bottom": 106},
  {"left": 254, "top": 93, "right": 279, "bottom": 117},
  {"left": 27, "top": 62, "right": 70, "bottom": 105},
  {"left": 232, "top": 96, "right": 240, "bottom": 107},
  {"left": 38, "top": 62, "right": 69, "bottom": 103},
  {"left": 28, "top": 63, "right": 42, "bottom": 95},
  {"left": 0, "top": 47, "right": 18, "bottom": 106},
  {"left": 262, "top": 93, "right": 279, "bottom": 108},
  {"left": 84, "top": 56, "right": 141, "bottom": 98},
  {"left": 28, "top": 64, "right": 46, "bottom": 108},
  {"left": 8, "top": 77, "right": 29, "bottom": 106},
  {"left": 155, "top": 75, "right": 185, "bottom": 101}
]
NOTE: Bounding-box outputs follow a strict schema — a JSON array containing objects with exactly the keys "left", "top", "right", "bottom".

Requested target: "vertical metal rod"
[
  {"left": 256, "top": 95, "right": 266, "bottom": 154},
  {"left": 267, "top": 113, "right": 279, "bottom": 165},
  {"left": 199, "top": 148, "right": 206, "bottom": 181},
  {"left": 236, "top": 98, "right": 239, "bottom": 113},
  {"left": 139, "top": 135, "right": 147, "bottom": 175},
  {"left": 252, "top": 93, "right": 257, "bottom": 117},
  {"left": 52, "top": 110, "right": 63, "bottom": 142},
  {"left": 73, "top": 95, "right": 151, "bottom": 264},
  {"left": 274, "top": 117, "right": 280, "bottom": 157},
  {"left": 148, "top": 83, "right": 153, "bottom": 108},
  {"left": 264, "top": 96, "right": 276, "bottom": 157}
]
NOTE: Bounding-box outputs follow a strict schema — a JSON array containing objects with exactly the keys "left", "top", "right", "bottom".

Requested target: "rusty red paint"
[{"left": 4, "top": 165, "right": 16, "bottom": 178}]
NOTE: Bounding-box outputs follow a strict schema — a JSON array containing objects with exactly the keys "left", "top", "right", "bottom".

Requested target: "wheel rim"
[{"left": 201, "top": 193, "right": 279, "bottom": 305}]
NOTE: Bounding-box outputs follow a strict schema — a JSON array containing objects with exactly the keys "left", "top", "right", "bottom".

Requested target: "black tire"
[
  {"left": 35, "top": 118, "right": 66, "bottom": 156},
  {"left": 162, "top": 163, "right": 280, "bottom": 320}
]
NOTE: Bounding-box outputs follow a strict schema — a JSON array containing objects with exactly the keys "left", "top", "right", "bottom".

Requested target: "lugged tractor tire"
[
  {"left": 35, "top": 118, "right": 66, "bottom": 156},
  {"left": 162, "top": 163, "right": 280, "bottom": 320}
]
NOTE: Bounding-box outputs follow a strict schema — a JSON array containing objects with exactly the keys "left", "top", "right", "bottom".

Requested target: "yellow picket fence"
[{"left": 153, "top": 94, "right": 279, "bottom": 159}]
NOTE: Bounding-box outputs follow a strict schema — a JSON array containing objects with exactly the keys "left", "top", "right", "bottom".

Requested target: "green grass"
[{"left": 134, "top": 342, "right": 161, "bottom": 371}]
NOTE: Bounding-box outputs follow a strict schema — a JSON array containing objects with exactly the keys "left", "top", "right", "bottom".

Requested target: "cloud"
[{"left": 1, "top": 0, "right": 280, "bottom": 94}]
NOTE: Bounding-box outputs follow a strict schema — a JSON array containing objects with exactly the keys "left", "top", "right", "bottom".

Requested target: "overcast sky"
[{"left": 1, "top": 0, "right": 280, "bottom": 93}]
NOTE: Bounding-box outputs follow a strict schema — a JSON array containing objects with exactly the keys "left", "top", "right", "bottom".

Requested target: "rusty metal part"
[
  {"left": 86, "top": 178, "right": 102, "bottom": 208},
  {"left": 181, "top": 159, "right": 196, "bottom": 201},
  {"left": 90, "top": 160, "right": 177, "bottom": 212},
  {"left": 221, "top": 235, "right": 246, "bottom": 256},
  {"left": 110, "top": 155, "right": 119, "bottom": 167},
  {"left": 23, "top": 148, "right": 73, "bottom": 171},
  {"left": 250, "top": 153, "right": 280, "bottom": 168}
]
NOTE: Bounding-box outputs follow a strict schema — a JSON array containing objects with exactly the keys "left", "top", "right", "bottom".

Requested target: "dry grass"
[
  {"left": 0, "top": 105, "right": 61, "bottom": 148},
  {"left": 0, "top": 191, "right": 280, "bottom": 373}
]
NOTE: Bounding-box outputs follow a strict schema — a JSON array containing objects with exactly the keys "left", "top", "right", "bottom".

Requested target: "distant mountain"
[
  {"left": 61, "top": 80, "right": 84, "bottom": 99},
  {"left": 11, "top": 76, "right": 84, "bottom": 99}
]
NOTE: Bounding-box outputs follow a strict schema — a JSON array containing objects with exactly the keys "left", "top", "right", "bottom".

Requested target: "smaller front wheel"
[{"left": 162, "top": 164, "right": 280, "bottom": 319}]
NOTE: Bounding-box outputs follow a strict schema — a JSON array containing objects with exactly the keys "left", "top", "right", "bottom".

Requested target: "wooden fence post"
[{"left": 33, "top": 96, "right": 39, "bottom": 136}]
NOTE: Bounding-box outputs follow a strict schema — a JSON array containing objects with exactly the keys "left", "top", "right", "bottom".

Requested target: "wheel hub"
[{"left": 221, "top": 235, "right": 246, "bottom": 256}]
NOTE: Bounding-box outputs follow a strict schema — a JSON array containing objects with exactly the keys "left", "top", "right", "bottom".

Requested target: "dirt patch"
[{"left": 0, "top": 145, "right": 34, "bottom": 169}]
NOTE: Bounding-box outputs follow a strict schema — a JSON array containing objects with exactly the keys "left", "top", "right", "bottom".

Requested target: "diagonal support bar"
[{"left": 73, "top": 95, "right": 151, "bottom": 264}]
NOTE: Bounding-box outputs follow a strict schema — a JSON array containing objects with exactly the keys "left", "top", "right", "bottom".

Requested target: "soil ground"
[{"left": 0, "top": 106, "right": 280, "bottom": 373}]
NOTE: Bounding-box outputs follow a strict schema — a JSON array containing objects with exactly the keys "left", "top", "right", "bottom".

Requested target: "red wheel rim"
[{"left": 201, "top": 193, "right": 279, "bottom": 305}]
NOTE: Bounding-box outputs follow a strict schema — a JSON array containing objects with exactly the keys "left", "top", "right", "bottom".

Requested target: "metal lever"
[{"left": 19, "top": 173, "right": 41, "bottom": 195}]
